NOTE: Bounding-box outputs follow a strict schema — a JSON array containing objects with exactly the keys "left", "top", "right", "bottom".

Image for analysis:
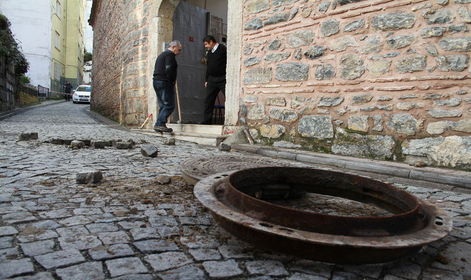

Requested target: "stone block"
[
  {"left": 56, "top": 262, "right": 105, "bottom": 280},
  {"left": 141, "top": 144, "right": 159, "bottom": 157},
  {"left": 34, "top": 249, "right": 85, "bottom": 269},
  {"left": 0, "top": 258, "right": 35, "bottom": 279},
  {"left": 268, "top": 40, "right": 281, "bottom": 50},
  {"left": 298, "top": 115, "right": 334, "bottom": 139},
  {"left": 243, "top": 68, "right": 272, "bottom": 84},
  {"left": 245, "top": 0, "right": 270, "bottom": 14},
  {"left": 341, "top": 54, "right": 365, "bottom": 79},
  {"left": 437, "top": 55, "right": 469, "bottom": 72},
  {"left": 265, "top": 52, "right": 291, "bottom": 62},
  {"left": 321, "top": 19, "right": 340, "bottom": 37},
  {"left": 18, "top": 132, "right": 38, "bottom": 141},
  {"left": 266, "top": 97, "right": 286, "bottom": 106},
  {"left": 260, "top": 124, "right": 286, "bottom": 139},
  {"left": 454, "top": 119, "right": 471, "bottom": 133},
  {"left": 421, "top": 27, "right": 447, "bottom": 38},
  {"left": 387, "top": 114, "right": 419, "bottom": 135},
  {"left": 427, "top": 121, "right": 455, "bottom": 135},
  {"left": 304, "top": 46, "right": 326, "bottom": 59},
  {"left": 424, "top": 8, "right": 453, "bottom": 24},
  {"left": 264, "top": 12, "right": 290, "bottom": 25},
  {"left": 76, "top": 171, "right": 103, "bottom": 184},
  {"left": 458, "top": 7, "right": 471, "bottom": 23},
  {"left": 434, "top": 98, "right": 462, "bottom": 107},
  {"left": 244, "top": 18, "right": 263, "bottom": 30},
  {"left": 275, "top": 63, "right": 309, "bottom": 81},
  {"left": 269, "top": 108, "right": 298, "bottom": 122},
  {"left": 344, "top": 19, "right": 365, "bottom": 32},
  {"left": 386, "top": 35, "right": 416, "bottom": 49},
  {"left": 428, "top": 109, "right": 463, "bottom": 118},
  {"left": 315, "top": 64, "right": 336, "bottom": 80},
  {"left": 396, "top": 55, "right": 427, "bottom": 72},
  {"left": 372, "top": 12, "right": 416, "bottom": 31},
  {"left": 163, "top": 137, "right": 176, "bottom": 145},
  {"left": 145, "top": 252, "right": 192, "bottom": 272},
  {"left": 246, "top": 260, "right": 289, "bottom": 276},
  {"left": 70, "top": 140, "right": 85, "bottom": 149},
  {"left": 330, "top": 35, "right": 357, "bottom": 51},
  {"left": 348, "top": 115, "right": 369, "bottom": 132},
  {"left": 439, "top": 37, "right": 471, "bottom": 52},
  {"left": 368, "top": 60, "right": 391, "bottom": 75},
  {"left": 203, "top": 260, "right": 243, "bottom": 278},
  {"left": 286, "top": 30, "right": 315, "bottom": 48},
  {"left": 332, "top": 128, "right": 395, "bottom": 159},
  {"left": 318, "top": 97, "right": 344, "bottom": 107},
  {"left": 89, "top": 244, "right": 134, "bottom": 260},
  {"left": 244, "top": 56, "right": 261, "bottom": 67},
  {"left": 247, "top": 104, "right": 265, "bottom": 120},
  {"left": 106, "top": 257, "right": 148, "bottom": 277}
]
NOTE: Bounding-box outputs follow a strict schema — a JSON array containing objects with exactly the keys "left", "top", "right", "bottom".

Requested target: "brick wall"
[
  {"left": 241, "top": 0, "right": 471, "bottom": 169},
  {"left": 91, "top": 0, "right": 151, "bottom": 125}
]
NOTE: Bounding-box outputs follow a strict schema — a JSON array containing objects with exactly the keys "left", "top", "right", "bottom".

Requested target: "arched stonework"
[{"left": 146, "top": 0, "right": 242, "bottom": 127}]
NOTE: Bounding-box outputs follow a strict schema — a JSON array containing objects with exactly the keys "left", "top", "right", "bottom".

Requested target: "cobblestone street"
[{"left": 0, "top": 102, "right": 470, "bottom": 280}]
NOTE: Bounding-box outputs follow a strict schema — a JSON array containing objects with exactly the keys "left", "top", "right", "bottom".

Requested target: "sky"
[{"left": 84, "top": 0, "right": 93, "bottom": 52}]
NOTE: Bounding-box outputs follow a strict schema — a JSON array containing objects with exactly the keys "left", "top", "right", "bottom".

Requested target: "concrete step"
[
  {"left": 134, "top": 129, "right": 226, "bottom": 146},
  {"left": 167, "top": 123, "right": 224, "bottom": 135}
]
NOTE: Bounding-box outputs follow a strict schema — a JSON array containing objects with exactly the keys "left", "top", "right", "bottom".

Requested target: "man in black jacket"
[
  {"left": 153, "top": 40, "right": 182, "bottom": 133},
  {"left": 202, "top": 35, "right": 226, "bottom": 125}
]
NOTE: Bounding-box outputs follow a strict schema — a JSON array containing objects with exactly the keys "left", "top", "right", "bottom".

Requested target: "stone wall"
[
  {"left": 90, "top": 0, "right": 150, "bottom": 125},
  {"left": 241, "top": 0, "right": 471, "bottom": 170}
]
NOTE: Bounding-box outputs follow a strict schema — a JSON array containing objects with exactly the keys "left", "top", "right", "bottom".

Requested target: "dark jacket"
[
  {"left": 205, "top": 44, "right": 227, "bottom": 82},
  {"left": 153, "top": 50, "right": 177, "bottom": 84}
]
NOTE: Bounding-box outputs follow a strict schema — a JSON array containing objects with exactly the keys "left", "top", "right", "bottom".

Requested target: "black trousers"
[{"left": 202, "top": 76, "right": 225, "bottom": 125}]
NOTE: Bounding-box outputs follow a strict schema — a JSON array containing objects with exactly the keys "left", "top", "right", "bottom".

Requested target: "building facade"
[
  {"left": 90, "top": 0, "right": 471, "bottom": 170},
  {"left": 0, "top": 0, "right": 86, "bottom": 91}
]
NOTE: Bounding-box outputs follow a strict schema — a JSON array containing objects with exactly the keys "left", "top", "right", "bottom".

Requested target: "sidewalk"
[{"left": 0, "top": 99, "right": 65, "bottom": 121}]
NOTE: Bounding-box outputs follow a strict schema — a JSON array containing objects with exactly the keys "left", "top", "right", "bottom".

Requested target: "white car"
[{"left": 72, "top": 85, "right": 92, "bottom": 103}]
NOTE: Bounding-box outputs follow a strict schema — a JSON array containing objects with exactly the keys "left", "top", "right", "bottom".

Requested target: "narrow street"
[{"left": 0, "top": 102, "right": 470, "bottom": 280}]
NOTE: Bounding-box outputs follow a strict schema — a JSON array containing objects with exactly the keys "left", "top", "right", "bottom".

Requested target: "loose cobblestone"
[{"left": 1, "top": 103, "right": 470, "bottom": 279}]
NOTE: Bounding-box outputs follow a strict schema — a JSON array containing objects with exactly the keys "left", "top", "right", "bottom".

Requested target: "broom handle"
[{"left": 175, "top": 83, "right": 182, "bottom": 123}]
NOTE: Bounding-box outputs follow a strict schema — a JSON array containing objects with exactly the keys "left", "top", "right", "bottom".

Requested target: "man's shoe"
[{"left": 154, "top": 126, "right": 173, "bottom": 133}]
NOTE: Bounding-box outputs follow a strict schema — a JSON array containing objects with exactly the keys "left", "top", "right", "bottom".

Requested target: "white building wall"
[{"left": 0, "top": 0, "right": 52, "bottom": 88}]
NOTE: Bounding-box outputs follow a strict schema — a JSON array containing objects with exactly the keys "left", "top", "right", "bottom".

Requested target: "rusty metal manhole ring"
[
  {"left": 180, "top": 155, "right": 292, "bottom": 184},
  {"left": 194, "top": 167, "right": 452, "bottom": 264}
]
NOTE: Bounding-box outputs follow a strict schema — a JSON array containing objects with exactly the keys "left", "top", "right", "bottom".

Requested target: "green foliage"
[
  {"left": 18, "top": 75, "right": 30, "bottom": 85},
  {"left": 0, "top": 14, "right": 29, "bottom": 75},
  {"left": 84, "top": 49, "right": 92, "bottom": 62}
]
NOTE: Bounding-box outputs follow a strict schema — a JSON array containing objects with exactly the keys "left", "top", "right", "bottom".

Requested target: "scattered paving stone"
[
  {"left": 98, "top": 231, "right": 130, "bottom": 245},
  {"left": 134, "top": 239, "right": 179, "bottom": 253},
  {"left": 144, "top": 251, "right": 192, "bottom": 271},
  {"left": 116, "top": 141, "right": 134, "bottom": 149},
  {"left": 91, "top": 140, "right": 110, "bottom": 149},
  {"left": 141, "top": 144, "right": 159, "bottom": 157},
  {"left": 0, "top": 258, "right": 35, "bottom": 278},
  {"left": 76, "top": 171, "right": 103, "bottom": 184},
  {"left": 20, "top": 239, "right": 55, "bottom": 256},
  {"left": 86, "top": 223, "right": 119, "bottom": 233},
  {"left": 219, "top": 142, "right": 231, "bottom": 151},
  {"left": 18, "top": 132, "right": 38, "bottom": 141},
  {"left": 89, "top": 244, "right": 135, "bottom": 260},
  {"left": 106, "top": 257, "right": 148, "bottom": 277},
  {"left": 34, "top": 249, "right": 85, "bottom": 269},
  {"left": 189, "top": 248, "right": 222, "bottom": 261},
  {"left": 0, "top": 247, "right": 20, "bottom": 261},
  {"left": 70, "top": 140, "right": 85, "bottom": 149},
  {"left": 56, "top": 262, "right": 105, "bottom": 280},
  {"left": 159, "top": 264, "right": 206, "bottom": 280},
  {"left": 0, "top": 226, "right": 18, "bottom": 236},
  {"left": 246, "top": 260, "right": 289, "bottom": 276},
  {"left": 203, "top": 259, "right": 244, "bottom": 278},
  {"left": 163, "top": 137, "right": 176, "bottom": 145}
]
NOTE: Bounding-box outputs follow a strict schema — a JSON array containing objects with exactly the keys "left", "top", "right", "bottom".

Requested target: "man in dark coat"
[
  {"left": 153, "top": 40, "right": 182, "bottom": 133},
  {"left": 202, "top": 35, "right": 226, "bottom": 125},
  {"left": 64, "top": 82, "right": 72, "bottom": 101}
]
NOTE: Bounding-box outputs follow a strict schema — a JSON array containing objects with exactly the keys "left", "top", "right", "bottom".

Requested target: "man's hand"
[{"left": 204, "top": 82, "right": 207, "bottom": 87}]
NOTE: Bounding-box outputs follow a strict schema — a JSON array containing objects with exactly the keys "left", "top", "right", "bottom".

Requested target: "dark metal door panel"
[{"left": 173, "top": 1, "right": 208, "bottom": 124}]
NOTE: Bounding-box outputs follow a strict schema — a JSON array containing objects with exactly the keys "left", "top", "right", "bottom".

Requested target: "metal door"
[{"left": 172, "top": 1, "right": 208, "bottom": 124}]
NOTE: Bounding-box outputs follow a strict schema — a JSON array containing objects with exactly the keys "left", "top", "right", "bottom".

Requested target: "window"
[
  {"left": 56, "top": 0, "right": 62, "bottom": 17},
  {"left": 54, "top": 31, "right": 60, "bottom": 49},
  {"left": 54, "top": 62, "right": 62, "bottom": 81}
]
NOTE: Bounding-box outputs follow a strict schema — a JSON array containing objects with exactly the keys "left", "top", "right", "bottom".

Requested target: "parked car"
[{"left": 72, "top": 85, "right": 92, "bottom": 103}]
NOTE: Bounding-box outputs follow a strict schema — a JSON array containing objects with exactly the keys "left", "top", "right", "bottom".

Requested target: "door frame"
[{"left": 146, "top": 0, "right": 242, "bottom": 127}]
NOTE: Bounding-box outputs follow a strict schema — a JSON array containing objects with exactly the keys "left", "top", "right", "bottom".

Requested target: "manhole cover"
[
  {"left": 194, "top": 166, "right": 452, "bottom": 264},
  {"left": 181, "top": 155, "right": 291, "bottom": 184}
]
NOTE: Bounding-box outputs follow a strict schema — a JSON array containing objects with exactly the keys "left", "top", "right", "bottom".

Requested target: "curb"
[
  {"left": 0, "top": 100, "right": 65, "bottom": 121},
  {"left": 232, "top": 144, "right": 471, "bottom": 189}
]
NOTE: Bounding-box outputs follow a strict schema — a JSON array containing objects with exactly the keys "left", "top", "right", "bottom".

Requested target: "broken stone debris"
[
  {"left": 163, "top": 137, "right": 176, "bottom": 146},
  {"left": 70, "top": 140, "right": 85, "bottom": 149},
  {"left": 76, "top": 171, "right": 103, "bottom": 184},
  {"left": 141, "top": 144, "right": 158, "bottom": 157},
  {"left": 18, "top": 132, "right": 38, "bottom": 141}
]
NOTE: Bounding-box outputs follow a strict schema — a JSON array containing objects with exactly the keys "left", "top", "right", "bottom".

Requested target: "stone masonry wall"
[
  {"left": 241, "top": 0, "right": 471, "bottom": 170},
  {"left": 91, "top": 0, "right": 150, "bottom": 125}
]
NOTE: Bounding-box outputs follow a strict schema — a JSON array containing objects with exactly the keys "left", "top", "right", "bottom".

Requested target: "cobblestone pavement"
[{"left": 1, "top": 102, "right": 470, "bottom": 280}]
